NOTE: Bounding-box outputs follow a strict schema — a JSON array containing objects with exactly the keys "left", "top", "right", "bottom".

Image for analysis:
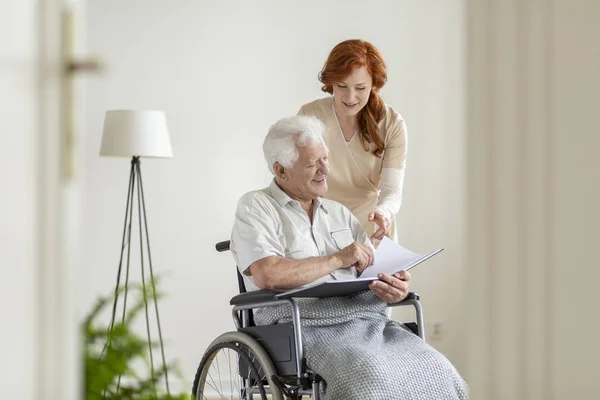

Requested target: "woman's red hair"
[{"left": 319, "top": 39, "right": 388, "bottom": 156}]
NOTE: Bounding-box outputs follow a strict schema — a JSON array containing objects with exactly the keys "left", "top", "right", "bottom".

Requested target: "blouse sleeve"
[{"left": 375, "top": 114, "right": 408, "bottom": 220}]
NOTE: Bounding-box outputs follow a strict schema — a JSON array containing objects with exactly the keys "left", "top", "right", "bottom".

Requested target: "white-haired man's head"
[
  {"left": 263, "top": 115, "right": 326, "bottom": 174},
  {"left": 263, "top": 115, "right": 330, "bottom": 202}
]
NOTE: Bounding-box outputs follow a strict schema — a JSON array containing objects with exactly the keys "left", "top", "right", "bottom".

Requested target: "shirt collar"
[{"left": 268, "top": 179, "right": 328, "bottom": 213}]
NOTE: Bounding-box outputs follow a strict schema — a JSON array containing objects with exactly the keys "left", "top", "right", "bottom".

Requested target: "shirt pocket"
[{"left": 330, "top": 228, "right": 354, "bottom": 250}]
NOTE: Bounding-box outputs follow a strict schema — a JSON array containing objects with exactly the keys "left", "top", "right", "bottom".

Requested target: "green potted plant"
[{"left": 83, "top": 280, "right": 188, "bottom": 400}]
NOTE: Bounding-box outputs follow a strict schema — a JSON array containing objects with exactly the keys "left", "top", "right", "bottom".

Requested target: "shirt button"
[{"left": 320, "top": 250, "right": 325, "bottom": 255}]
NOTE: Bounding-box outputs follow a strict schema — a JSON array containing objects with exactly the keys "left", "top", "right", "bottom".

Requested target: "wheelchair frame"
[{"left": 199, "top": 240, "right": 426, "bottom": 400}]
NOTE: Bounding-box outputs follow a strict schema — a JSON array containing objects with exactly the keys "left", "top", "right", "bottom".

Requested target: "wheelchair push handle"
[{"left": 216, "top": 240, "right": 231, "bottom": 252}]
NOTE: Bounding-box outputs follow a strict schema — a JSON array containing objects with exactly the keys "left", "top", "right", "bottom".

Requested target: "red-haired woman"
[{"left": 298, "top": 39, "right": 407, "bottom": 242}]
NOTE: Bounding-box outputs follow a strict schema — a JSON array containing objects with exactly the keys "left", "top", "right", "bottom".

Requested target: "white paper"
[{"left": 359, "top": 237, "right": 424, "bottom": 278}]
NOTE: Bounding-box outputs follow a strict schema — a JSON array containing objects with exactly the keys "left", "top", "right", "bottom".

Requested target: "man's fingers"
[
  {"left": 357, "top": 243, "right": 375, "bottom": 267},
  {"left": 366, "top": 246, "right": 375, "bottom": 266},
  {"left": 395, "top": 270, "right": 411, "bottom": 281},
  {"left": 377, "top": 273, "right": 398, "bottom": 287},
  {"left": 359, "top": 256, "right": 368, "bottom": 270},
  {"left": 357, "top": 252, "right": 369, "bottom": 270},
  {"left": 357, "top": 258, "right": 366, "bottom": 270},
  {"left": 372, "top": 280, "right": 394, "bottom": 295},
  {"left": 369, "top": 282, "right": 386, "bottom": 297},
  {"left": 373, "top": 282, "right": 407, "bottom": 302},
  {"left": 346, "top": 242, "right": 376, "bottom": 271},
  {"left": 376, "top": 274, "right": 409, "bottom": 296},
  {"left": 369, "top": 282, "right": 395, "bottom": 302}
]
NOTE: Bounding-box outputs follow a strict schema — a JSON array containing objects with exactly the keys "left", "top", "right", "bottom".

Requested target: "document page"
[
  {"left": 360, "top": 237, "right": 426, "bottom": 278},
  {"left": 277, "top": 239, "right": 442, "bottom": 298}
]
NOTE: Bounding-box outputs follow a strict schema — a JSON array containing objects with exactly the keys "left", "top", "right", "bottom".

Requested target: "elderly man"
[{"left": 231, "top": 115, "right": 468, "bottom": 399}]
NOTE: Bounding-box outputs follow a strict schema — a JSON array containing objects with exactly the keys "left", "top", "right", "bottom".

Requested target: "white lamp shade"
[{"left": 100, "top": 110, "right": 173, "bottom": 158}]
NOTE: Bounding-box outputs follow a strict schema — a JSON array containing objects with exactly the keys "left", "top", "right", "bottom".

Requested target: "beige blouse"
[{"left": 298, "top": 97, "right": 408, "bottom": 240}]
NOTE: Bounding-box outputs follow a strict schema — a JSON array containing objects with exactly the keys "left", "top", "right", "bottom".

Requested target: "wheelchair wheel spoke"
[
  {"left": 202, "top": 382, "right": 227, "bottom": 400},
  {"left": 252, "top": 353, "right": 264, "bottom": 380},
  {"left": 205, "top": 374, "right": 227, "bottom": 400},
  {"left": 204, "top": 380, "right": 227, "bottom": 400},
  {"left": 248, "top": 354, "right": 265, "bottom": 380},
  {"left": 194, "top": 337, "right": 275, "bottom": 400},
  {"left": 235, "top": 352, "right": 243, "bottom": 398},
  {"left": 207, "top": 348, "right": 246, "bottom": 400},
  {"left": 227, "top": 348, "right": 234, "bottom": 400},
  {"left": 215, "top": 350, "right": 224, "bottom": 395},
  {"left": 247, "top": 353, "right": 258, "bottom": 382},
  {"left": 243, "top": 350, "right": 255, "bottom": 399},
  {"left": 206, "top": 367, "right": 226, "bottom": 399}
]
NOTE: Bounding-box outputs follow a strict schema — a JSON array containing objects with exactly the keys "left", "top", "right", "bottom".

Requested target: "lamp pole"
[{"left": 103, "top": 156, "right": 170, "bottom": 396}]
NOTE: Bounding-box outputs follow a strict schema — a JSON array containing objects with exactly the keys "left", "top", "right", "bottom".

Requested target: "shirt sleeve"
[
  {"left": 231, "top": 194, "right": 284, "bottom": 276},
  {"left": 376, "top": 113, "right": 408, "bottom": 220}
]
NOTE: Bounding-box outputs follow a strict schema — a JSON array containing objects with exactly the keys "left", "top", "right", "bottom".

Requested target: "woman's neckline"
[{"left": 331, "top": 98, "right": 357, "bottom": 144}]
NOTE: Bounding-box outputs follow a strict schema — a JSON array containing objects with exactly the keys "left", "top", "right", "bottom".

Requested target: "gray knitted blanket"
[{"left": 255, "top": 291, "right": 469, "bottom": 400}]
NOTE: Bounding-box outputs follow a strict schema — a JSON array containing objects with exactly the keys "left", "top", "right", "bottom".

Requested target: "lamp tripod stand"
[{"left": 104, "top": 156, "right": 170, "bottom": 396}]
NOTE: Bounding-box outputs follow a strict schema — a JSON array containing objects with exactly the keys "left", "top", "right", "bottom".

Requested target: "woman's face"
[{"left": 332, "top": 66, "right": 373, "bottom": 118}]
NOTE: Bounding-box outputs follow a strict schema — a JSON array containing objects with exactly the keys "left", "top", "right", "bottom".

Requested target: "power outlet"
[{"left": 428, "top": 321, "right": 443, "bottom": 341}]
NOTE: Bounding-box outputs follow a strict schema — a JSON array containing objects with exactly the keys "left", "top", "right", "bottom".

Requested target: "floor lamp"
[{"left": 99, "top": 110, "right": 173, "bottom": 395}]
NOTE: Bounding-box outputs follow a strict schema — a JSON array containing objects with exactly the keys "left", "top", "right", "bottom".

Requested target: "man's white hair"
[{"left": 263, "top": 115, "right": 326, "bottom": 175}]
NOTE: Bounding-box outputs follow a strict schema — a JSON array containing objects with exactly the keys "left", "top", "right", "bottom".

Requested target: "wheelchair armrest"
[
  {"left": 230, "top": 289, "right": 281, "bottom": 306},
  {"left": 388, "top": 291, "right": 420, "bottom": 307},
  {"left": 231, "top": 290, "right": 418, "bottom": 307},
  {"left": 216, "top": 240, "right": 231, "bottom": 252},
  {"left": 231, "top": 290, "right": 419, "bottom": 306}
]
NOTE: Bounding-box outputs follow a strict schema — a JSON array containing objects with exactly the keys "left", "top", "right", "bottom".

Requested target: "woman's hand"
[
  {"left": 369, "top": 270, "right": 411, "bottom": 303},
  {"left": 368, "top": 211, "right": 391, "bottom": 241}
]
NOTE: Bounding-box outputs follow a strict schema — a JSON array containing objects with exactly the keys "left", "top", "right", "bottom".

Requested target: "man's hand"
[
  {"left": 369, "top": 270, "right": 411, "bottom": 303},
  {"left": 368, "top": 211, "right": 391, "bottom": 241},
  {"left": 335, "top": 242, "right": 374, "bottom": 272}
]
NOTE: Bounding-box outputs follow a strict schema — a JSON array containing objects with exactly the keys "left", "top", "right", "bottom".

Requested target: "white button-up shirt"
[{"left": 231, "top": 180, "right": 371, "bottom": 292}]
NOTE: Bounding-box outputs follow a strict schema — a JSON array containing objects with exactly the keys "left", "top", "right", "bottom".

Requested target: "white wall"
[
  {"left": 0, "top": 1, "right": 37, "bottom": 398},
  {"left": 81, "top": 0, "right": 466, "bottom": 391}
]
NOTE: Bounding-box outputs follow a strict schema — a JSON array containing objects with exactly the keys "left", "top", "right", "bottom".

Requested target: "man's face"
[{"left": 280, "top": 141, "right": 330, "bottom": 201}]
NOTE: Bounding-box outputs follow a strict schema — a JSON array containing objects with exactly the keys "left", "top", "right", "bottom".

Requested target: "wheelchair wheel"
[{"left": 192, "top": 331, "right": 284, "bottom": 400}]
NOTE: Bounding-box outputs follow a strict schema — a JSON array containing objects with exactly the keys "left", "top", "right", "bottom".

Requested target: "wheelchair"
[{"left": 191, "top": 240, "right": 426, "bottom": 400}]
